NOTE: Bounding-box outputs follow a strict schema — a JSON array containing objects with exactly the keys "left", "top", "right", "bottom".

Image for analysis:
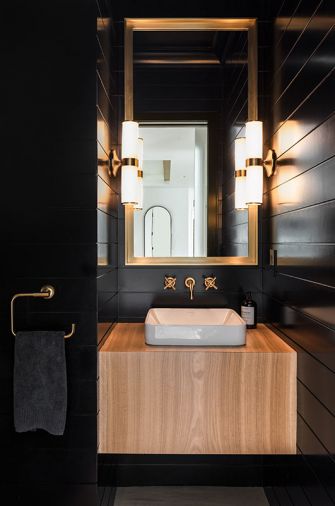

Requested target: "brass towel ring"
[{"left": 11, "top": 285, "right": 76, "bottom": 339}]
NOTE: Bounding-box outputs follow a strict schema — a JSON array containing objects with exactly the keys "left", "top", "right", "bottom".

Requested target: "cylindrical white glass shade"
[
  {"left": 235, "top": 175, "right": 247, "bottom": 210},
  {"left": 121, "top": 165, "right": 138, "bottom": 205},
  {"left": 137, "top": 137, "right": 143, "bottom": 168},
  {"left": 134, "top": 174, "right": 143, "bottom": 210},
  {"left": 234, "top": 137, "right": 247, "bottom": 210},
  {"left": 121, "top": 121, "right": 139, "bottom": 159},
  {"left": 134, "top": 138, "right": 144, "bottom": 210},
  {"left": 245, "top": 121, "right": 263, "bottom": 159},
  {"left": 246, "top": 165, "right": 263, "bottom": 205},
  {"left": 234, "top": 137, "right": 246, "bottom": 171}
]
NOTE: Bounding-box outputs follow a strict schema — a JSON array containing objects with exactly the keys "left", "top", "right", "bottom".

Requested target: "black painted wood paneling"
[{"left": 264, "top": 0, "right": 335, "bottom": 503}]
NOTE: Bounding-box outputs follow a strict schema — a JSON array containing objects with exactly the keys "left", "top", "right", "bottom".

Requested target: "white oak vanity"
[{"left": 99, "top": 323, "right": 296, "bottom": 455}]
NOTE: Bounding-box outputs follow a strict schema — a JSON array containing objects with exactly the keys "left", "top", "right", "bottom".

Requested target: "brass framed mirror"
[{"left": 124, "top": 18, "right": 258, "bottom": 266}]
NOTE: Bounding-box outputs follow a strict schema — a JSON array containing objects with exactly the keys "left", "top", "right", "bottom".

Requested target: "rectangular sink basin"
[{"left": 145, "top": 308, "right": 246, "bottom": 346}]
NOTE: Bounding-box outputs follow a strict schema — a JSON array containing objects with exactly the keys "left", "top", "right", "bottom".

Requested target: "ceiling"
[{"left": 139, "top": 125, "right": 207, "bottom": 188}]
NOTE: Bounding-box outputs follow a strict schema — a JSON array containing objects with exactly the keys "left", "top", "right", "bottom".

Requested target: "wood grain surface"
[
  {"left": 100, "top": 323, "right": 294, "bottom": 353},
  {"left": 99, "top": 324, "right": 296, "bottom": 454}
]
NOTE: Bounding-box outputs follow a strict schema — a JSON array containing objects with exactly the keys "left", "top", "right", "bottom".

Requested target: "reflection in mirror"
[
  {"left": 144, "top": 206, "right": 172, "bottom": 257},
  {"left": 134, "top": 124, "right": 207, "bottom": 257},
  {"left": 125, "top": 19, "right": 258, "bottom": 265},
  {"left": 132, "top": 29, "right": 248, "bottom": 258}
]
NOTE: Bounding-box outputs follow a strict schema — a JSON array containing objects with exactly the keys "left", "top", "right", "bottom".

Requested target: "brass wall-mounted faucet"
[
  {"left": 204, "top": 276, "right": 218, "bottom": 291},
  {"left": 164, "top": 275, "right": 176, "bottom": 291},
  {"left": 185, "top": 277, "right": 195, "bottom": 300}
]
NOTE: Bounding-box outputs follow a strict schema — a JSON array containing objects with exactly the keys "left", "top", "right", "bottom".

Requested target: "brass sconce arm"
[
  {"left": 264, "top": 149, "right": 277, "bottom": 177},
  {"left": 98, "top": 149, "right": 123, "bottom": 177},
  {"left": 245, "top": 149, "right": 277, "bottom": 178}
]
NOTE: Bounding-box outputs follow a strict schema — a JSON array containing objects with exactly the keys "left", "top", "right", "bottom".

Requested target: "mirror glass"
[
  {"left": 134, "top": 123, "right": 207, "bottom": 257},
  {"left": 125, "top": 19, "right": 258, "bottom": 265}
]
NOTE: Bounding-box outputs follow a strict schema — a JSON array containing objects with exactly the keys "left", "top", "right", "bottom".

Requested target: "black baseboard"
[
  {"left": 98, "top": 454, "right": 305, "bottom": 488},
  {"left": 1, "top": 484, "right": 97, "bottom": 506}
]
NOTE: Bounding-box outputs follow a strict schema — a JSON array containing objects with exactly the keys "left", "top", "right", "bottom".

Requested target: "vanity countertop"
[{"left": 100, "top": 322, "right": 294, "bottom": 354}]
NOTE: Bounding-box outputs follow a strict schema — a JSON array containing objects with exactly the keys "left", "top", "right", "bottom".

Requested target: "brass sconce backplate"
[{"left": 264, "top": 149, "right": 277, "bottom": 177}]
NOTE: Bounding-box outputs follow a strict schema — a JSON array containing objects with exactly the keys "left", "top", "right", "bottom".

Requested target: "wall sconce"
[
  {"left": 98, "top": 122, "right": 144, "bottom": 207},
  {"left": 97, "top": 122, "right": 145, "bottom": 209},
  {"left": 234, "top": 137, "right": 247, "bottom": 210},
  {"left": 245, "top": 120, "right": 264, "bottom": 205},
  {"left": 244, "top": 121, "right": 277, "bottom": 205},
  {"left": 121, "top": 121, "right": 140, "bottom": 205},
  {"left": 134, "top": 137, "right": 144, "bottom": 210}
]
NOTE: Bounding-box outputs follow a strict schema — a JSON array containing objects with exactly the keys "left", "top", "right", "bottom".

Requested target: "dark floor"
[
  {"left": 99, "top": 487, "right": 117, "bottom": 506},
  {"left": 98, "top": 486, "right": 269, "bottom": 505}
]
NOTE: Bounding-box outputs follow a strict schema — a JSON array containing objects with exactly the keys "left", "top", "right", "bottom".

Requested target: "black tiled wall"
[
  {"left": 263, "top": 0, "right": 335, "bottom": 503},
  {"left": 96, "top": 0, "right": 120, "bottom": 330},
  {"left": 0, "top": 0, "right": 98, "bottom": 504}
]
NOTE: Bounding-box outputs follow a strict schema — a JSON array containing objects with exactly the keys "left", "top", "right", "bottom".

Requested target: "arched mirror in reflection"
[{"left": 143, "top": 206, "right": 172, "bottom": 257}]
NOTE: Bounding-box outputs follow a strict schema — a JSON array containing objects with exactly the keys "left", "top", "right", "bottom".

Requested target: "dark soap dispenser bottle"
[{"left": 241, "top": 292, "right": 257, "bottom": 329}]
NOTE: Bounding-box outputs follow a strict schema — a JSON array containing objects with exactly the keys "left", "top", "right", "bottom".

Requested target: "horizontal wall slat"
[
  {"left": 273, "top": 71, "right": 335, "bottom": 157},
  {"left": 298, "top": 381, "right": 335, "bottom": 454},
  {"left": 264, "top": 156, "right": 335, "bottom": 217},
  {"left": 274, "top": 17, "right": 334, "bottom": 104},
  {"left": 268, "top": 200, "right": 335, "bottom": 244},
  {"left": 297, "top": 413, "right": 328, "bottom": 455},
  {"left": 262, "top": 294, "right": 335, "bottom": 373}
]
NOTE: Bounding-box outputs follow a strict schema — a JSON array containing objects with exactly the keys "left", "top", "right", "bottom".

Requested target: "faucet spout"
[{"left": 185, "top": 277, "right": 195, "bottom": 301}]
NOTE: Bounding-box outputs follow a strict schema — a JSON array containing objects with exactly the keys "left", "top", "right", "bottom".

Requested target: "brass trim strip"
[
  {"left": 246, "top": 157, "right": 263, "bottom": 167},
  {"left": 235, "top": 169, "right": 247, "bottom": 177},
  {"left": 126, "top": 18, "right": 256, "bottom": 30},
  {"left": 122, "top": 157, "right": 139, "bottom": 167},
  {"left": 248, "top": 22, "right": 257, "bottom": 120}
]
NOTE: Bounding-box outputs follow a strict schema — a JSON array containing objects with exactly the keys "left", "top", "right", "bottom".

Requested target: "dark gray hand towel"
[{"left": 14, "top": 331, "right": 67, "bottom": 435}]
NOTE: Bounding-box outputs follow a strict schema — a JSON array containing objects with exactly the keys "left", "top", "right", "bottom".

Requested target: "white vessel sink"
[{"left": 145, "top": 308, "right": 246, "bottom": 346}]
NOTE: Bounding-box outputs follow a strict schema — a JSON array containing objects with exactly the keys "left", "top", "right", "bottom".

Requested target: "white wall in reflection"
[{"left": 134, "top": 124, "right": 208, "bottom": 257}]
